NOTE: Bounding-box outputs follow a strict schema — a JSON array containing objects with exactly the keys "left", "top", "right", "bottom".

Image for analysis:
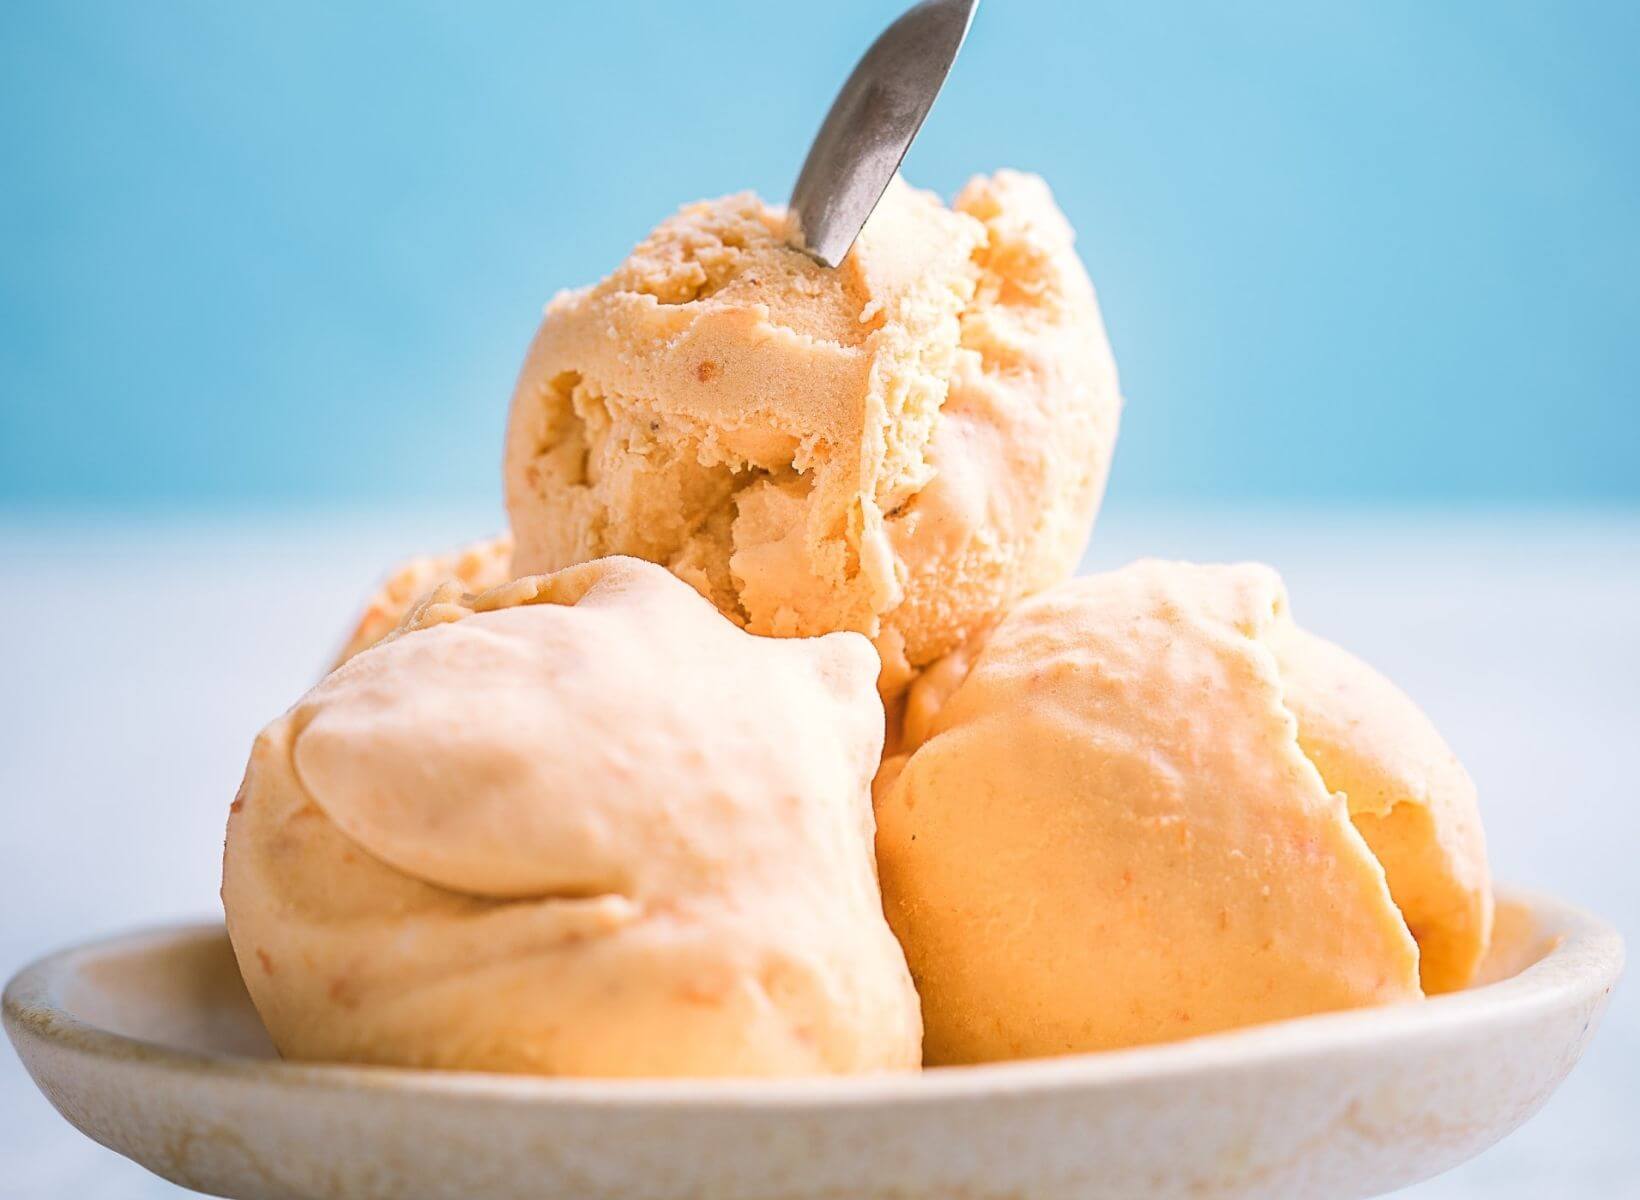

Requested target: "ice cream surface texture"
[
  {"left": 875, "top": 560, "right": 1491, "bottom": 1064},
  {"left": 503, "top": 172, "right": 1121, "bottom": 695},
  {"left": 223, "top": 556, "right": 920, "bottom": 1076},
  {"left": 1268, "top": 625, "right": 1492, "bottom": 994},
  {"left": 332, "top": 532, "right": 514, "bottom": 666}
]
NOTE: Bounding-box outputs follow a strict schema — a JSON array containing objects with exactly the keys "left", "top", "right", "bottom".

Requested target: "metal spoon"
[{"left": 787, "top": 0, "right": 980, "bottom": 268}]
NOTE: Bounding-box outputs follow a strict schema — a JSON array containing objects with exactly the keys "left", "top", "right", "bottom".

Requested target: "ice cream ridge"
[
  {"left": 233, "top": 170, "right": 1492, "bottom": 1078},
  {"left": 332, "top": 533, "right": 513, "bottom": 666}
]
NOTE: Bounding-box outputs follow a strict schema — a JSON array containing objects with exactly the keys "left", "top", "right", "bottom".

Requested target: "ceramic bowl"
[{"left": 4, "top": 889, "right": 1621, "bottom": 1200}]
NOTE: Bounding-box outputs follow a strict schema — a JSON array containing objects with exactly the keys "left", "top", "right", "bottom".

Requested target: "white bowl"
[{"left": 3, "top": 889, "right": 1621, "bottom": 1200}]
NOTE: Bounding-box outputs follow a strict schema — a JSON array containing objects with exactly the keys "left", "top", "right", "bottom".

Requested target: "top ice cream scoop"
[{"left": 504, "top": 172, "right": 1122, "bottom": 698}]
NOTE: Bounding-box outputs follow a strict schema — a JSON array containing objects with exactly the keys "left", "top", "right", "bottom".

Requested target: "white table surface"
[{"left": 1, "top": 508, "right": 1634, "bottom": 1200}]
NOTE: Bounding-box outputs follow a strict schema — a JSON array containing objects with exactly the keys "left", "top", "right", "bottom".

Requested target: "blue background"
[{"left": 3, "top": 1, "right": 1635, "bottom": 513}]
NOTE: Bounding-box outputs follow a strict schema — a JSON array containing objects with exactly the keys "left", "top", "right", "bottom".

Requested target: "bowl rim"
[{"left": 4, "top": 887, "right": 1622, "bottom": 1112}]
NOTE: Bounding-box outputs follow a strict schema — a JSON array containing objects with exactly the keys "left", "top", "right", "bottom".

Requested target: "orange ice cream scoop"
[
  {"left": 224, "top": 556, "right": 920, "bottom": 1077},
  {"left": 876, "top": 560, "right": 1489, "bottom": 1065},
  {"left": 502, "top": 171, "right": 1122, "bottom": 696}
]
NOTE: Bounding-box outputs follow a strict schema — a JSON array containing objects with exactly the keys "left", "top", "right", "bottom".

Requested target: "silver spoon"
[{"left": 787, "top": 0, "right": 980, "bottom": 268}]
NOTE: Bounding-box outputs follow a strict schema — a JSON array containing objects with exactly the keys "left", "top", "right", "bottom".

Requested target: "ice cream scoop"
[
  {"left": 875, "top": 560, "right": 1492, "bottom": 1064},
  {"left": 223, "top": 556, "right": 920, "bottom": 1076},
  {"left": 503, "top": 171, "right": 1122, "bottom": 697}
]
